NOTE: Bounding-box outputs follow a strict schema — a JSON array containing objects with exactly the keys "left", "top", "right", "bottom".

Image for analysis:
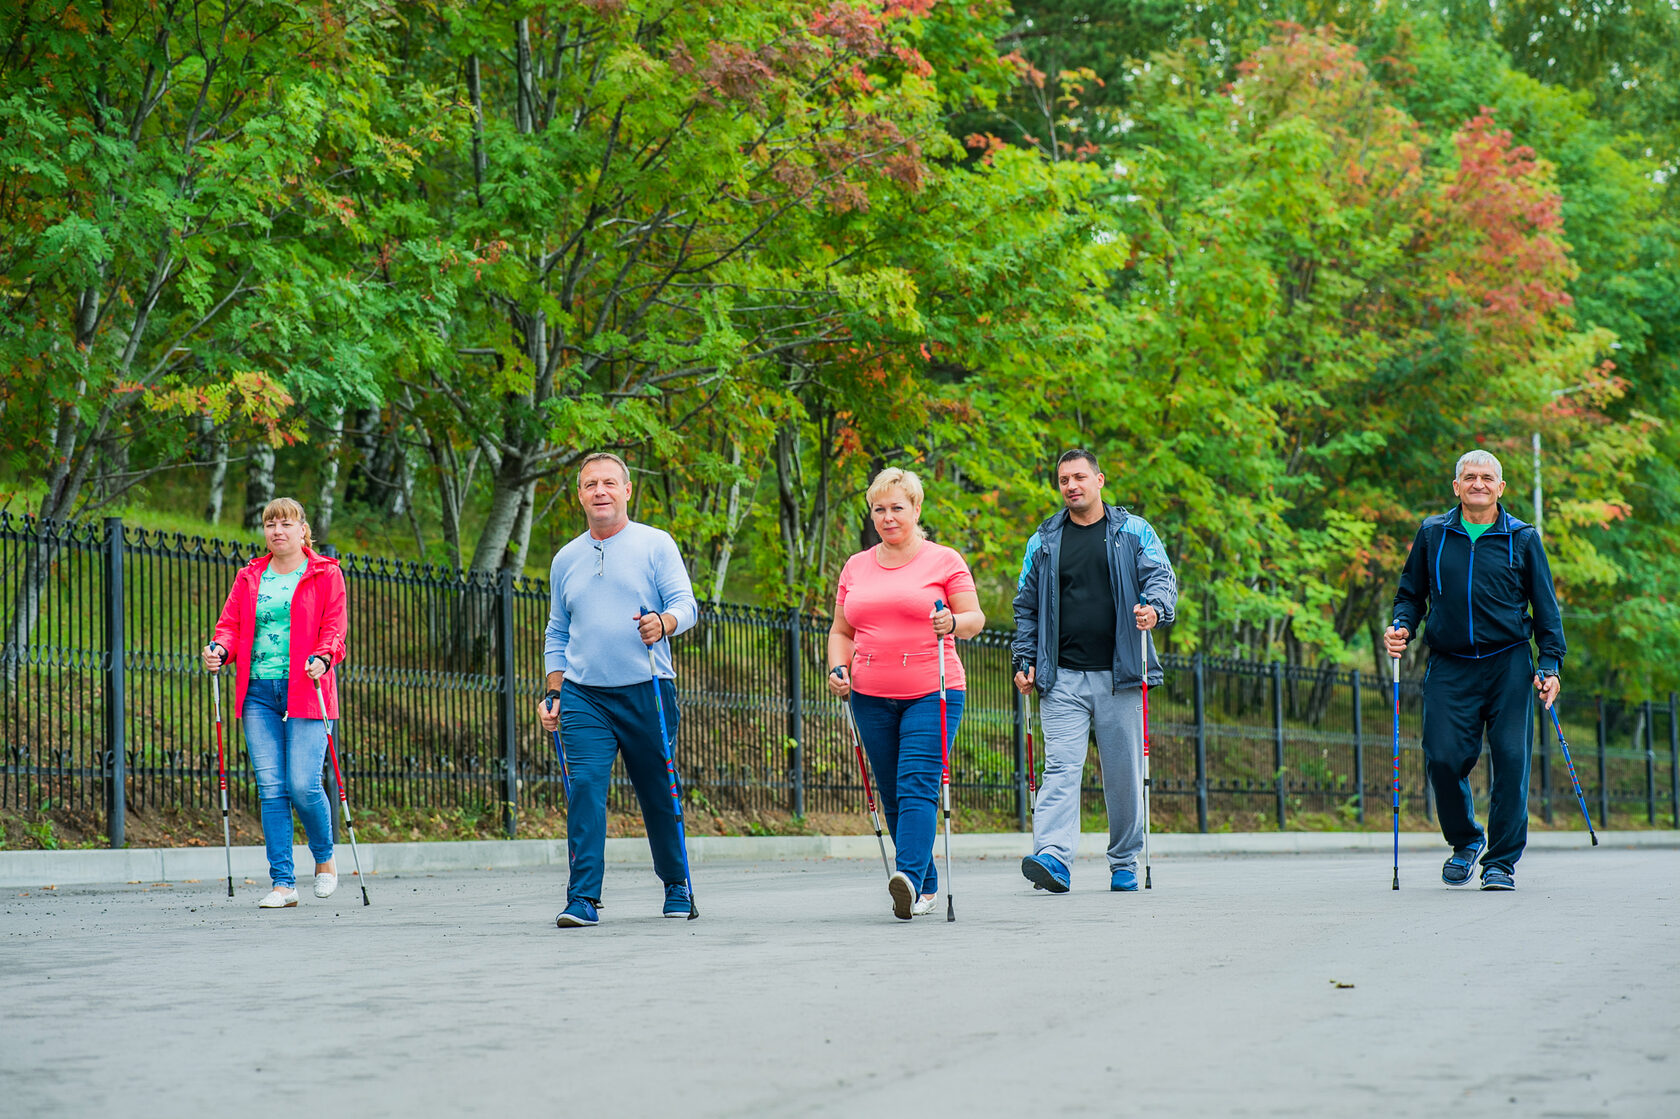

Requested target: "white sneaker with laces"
[
  {"left": 314, "top": 872, "right": 339, "bottom": 899},
  {"left": 259, "top": 887, "right": 299, "bottom": 909},
  {"left": 911, "top": 893, "right": 939, "bottom": 917},
  {"left": 887, "top": 871, "right": 915, "bottom": 920}
]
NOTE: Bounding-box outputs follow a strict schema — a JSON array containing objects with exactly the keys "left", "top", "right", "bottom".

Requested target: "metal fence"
[{"left": 3, "top": 514, "right": 1677, "bottom": 846}]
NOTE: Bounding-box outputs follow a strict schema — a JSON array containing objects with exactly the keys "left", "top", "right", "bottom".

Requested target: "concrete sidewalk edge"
[{"left": 3, "top": 829, "right": 1671, "bottom": 887}]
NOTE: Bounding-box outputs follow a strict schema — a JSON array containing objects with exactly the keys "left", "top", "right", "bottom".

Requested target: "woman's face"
[
  {"left": 870, "top": 487, "right": 920, "bottom": 546},
  {"left": 264, "top": 515, "right": 305, "bottom": 559}
]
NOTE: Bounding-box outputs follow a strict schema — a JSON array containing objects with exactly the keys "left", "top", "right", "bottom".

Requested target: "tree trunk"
[
  {"left": 243, "top": 442, "right": 275, "bottom": 529},
  {"left": 469, "top": 454, "right": 528, "bottom": 576},
  {"left": 202, "top": 415, "right": 228, "bottom": 525},
  {"left": 502, "top": 479, "right": 537, "bottom": 573},
  {"left": 314, "top": 402, "right": 345, "bottom": 545}
]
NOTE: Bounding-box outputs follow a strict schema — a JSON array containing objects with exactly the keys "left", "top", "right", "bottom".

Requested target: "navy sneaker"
[
  {"left": 555, "top": 898, "right": 599, "bottom": 927},
  {"left": 662, "top": 882, "right": 692, "bottom": 918},
  {"left": 1110, "top": 867, "right": 1139, "bottom": 892},
  {"left": 1021, "top": 853, "right": 1071, "bottom": 893},
  {"left": 1480, "top": 867, "right": 1516, "bottom": 891},
  {"left": 1442, "top": 838, "right": 1486, "bottom": 886}
]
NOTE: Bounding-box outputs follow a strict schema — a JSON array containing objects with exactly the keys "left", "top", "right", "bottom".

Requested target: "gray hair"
[
  {"left": 1454, "top": 450, "right": 1503, "bottom": 482},
  {"left": 577, "top": 451, "right": 630, "bottom": 487}
]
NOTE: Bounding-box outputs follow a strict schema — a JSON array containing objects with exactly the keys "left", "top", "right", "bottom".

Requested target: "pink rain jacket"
[{"left": 211, "top": 548, "right": 347, "bottom": 719}]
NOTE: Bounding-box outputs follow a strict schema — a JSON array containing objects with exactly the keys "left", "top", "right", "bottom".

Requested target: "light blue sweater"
[{"left": 544, "top": 521, "right": 698, "bottom": 686}]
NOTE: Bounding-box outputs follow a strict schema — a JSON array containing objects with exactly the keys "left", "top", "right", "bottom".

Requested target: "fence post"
[
  {"left": 497, "top": 571, "right": 518, "bottom": 838},
  {"left": 1594, "top": 694, "right": 1609, "bottom": 827},
  {"left": 1350, "top": 668, "right": 1364, "bottom": 825},
  {"left": 1537, "top": 695, "right": 1552, "bottom": 824},
  {"left": 102, "top": 517, "right": 126, "bottom": 849},
  {"left": 1669, "top": 692, "right": 1679, "bottom": 828},
  {"left": 1644, "top": 699, "right": 1656, "bottom": 825},
  {"left": 1013, "top": 685, "right": 1027, "bottom": 831},
  {"left": 1193, "top": 653, "right": 1208, "bottom": 834},
  {"left": 1271, "top": 661, "right": 1286, "bottom": 830},
  {"left": 787, "top": 607, "right": 803, "bottom": 818}
]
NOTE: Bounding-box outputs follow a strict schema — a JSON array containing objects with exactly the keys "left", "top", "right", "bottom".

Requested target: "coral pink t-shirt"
[{"left": 836, "top": 542, "right": 976, "bottom": 699}]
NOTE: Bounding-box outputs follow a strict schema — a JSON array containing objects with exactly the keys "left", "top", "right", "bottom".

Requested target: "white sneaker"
[
  {"left": 314, "top": 872, "right": 339, "bottom": 899},
  {"left": 259, "top": 887, "right": 299, "bottom": 909},
  {"left": 911, "top": 893, "right": 939, "bottom": 917},
  {"left": 887, "top": 872, "right": 914, "bottom": 920}
]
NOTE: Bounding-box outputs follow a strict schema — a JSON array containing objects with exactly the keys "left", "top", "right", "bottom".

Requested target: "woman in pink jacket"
[
  {"left": 201, "top": 498, "right": 348, "bottom": 909},
  {"left": 827, "top": 468, "right": 985, "bottom": 920}
]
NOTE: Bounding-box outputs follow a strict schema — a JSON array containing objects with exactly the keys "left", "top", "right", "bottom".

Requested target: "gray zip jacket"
[{"left": 1011, "top": 503, "right": 1179, "bottom": 694}]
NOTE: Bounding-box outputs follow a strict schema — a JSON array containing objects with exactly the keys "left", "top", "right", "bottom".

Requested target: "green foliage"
[{"left": 3, "top": 0, "right": 1676, "bottom": 696}]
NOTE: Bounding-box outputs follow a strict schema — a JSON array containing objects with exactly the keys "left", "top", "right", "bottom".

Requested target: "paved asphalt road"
[{"left": 3, "top": 849, "right": 1675, "bottom": 1117}]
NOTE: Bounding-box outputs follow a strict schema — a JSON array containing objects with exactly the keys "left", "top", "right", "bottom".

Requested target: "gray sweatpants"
[{"left": 1032, "top": 668, "right": 1143, "bottom": 873}]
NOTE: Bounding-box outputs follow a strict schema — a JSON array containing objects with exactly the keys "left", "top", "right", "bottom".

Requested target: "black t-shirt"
[{"left": 1057, "top": 517, "right": 1116, "bottom": 671}]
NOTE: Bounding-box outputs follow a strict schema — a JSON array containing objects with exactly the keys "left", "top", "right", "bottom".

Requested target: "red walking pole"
[
  {"left": 209, "top": 651, "right": 234, "bottom": 898},
  {"left": 934, "top": 599, "right": 955, "bottom": 923},
  {"left": 1141, "top": 628, "right": 1153, "bottom": 890},
  {"left": 834, "top": 668, "right": 891, "bottom": 879},
  {"left": 315, "top": 678, "right": 370, "bottom": 906}
]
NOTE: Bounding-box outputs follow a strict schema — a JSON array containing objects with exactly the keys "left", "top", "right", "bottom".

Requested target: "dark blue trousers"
[
  {"left": 1421, "top": 645, "right": 1534, "bottom": 874},
  {"left": 559, "top": 679, "right": 688, "bottom": 905},
  {"left": 849, "top": 689, "right": 965, "bottom": 895}
]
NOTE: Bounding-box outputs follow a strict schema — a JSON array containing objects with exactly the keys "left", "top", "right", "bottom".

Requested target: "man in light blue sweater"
[{"left": 537, "top": 452, "right": 699, "bottom": 927}]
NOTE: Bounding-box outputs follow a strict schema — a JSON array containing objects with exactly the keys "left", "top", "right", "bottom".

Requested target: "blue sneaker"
[
  {"left": 1021, "top": 853, "right": 1070, "bottom": 893},
  {"left": 555, "top": 898, "right": 599, "bottom": 927},
  {"left": 1110, "top": 867, "right": 1139, "bottom": 892},
  {"left": 662, "top": 882, "right": 692, "bottom": 918},
  {"left": 1480, "top": 867, "right": 1516, "bottom": 891},
  {"left": 1442, "top": 837, "right": 1486, "bottom": 886}
]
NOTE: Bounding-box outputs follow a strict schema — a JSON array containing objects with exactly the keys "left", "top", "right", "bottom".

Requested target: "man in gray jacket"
[{"left": 1012, "top": 449, "right": 1178, "bottom": 892}]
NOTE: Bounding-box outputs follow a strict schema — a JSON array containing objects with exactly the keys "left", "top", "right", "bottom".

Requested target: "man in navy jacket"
[{"left": 1385, "top": 450, "right": 1566, "bottom": 891}]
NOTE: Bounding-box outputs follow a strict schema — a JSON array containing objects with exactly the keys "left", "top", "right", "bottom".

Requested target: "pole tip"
[
  {"left": 946, "top": 898, "right": 955, "bottom": 922},
  {"left": 361, "top": 888, "right": 371, "bottom": 906},
  {"left": 1590, "top": 834, "right": 1599, "bottom": 847},
  {"left": 687, "top": 906, "right": 700, "bottom": 921}
]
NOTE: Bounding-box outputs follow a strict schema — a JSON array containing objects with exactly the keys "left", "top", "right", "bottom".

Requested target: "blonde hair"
[
  {"left": 865, "top": 467, "right": 926, "bottom": 538},
  {"left": 260, "top": 497, "right": 315, "bottom": 552}
]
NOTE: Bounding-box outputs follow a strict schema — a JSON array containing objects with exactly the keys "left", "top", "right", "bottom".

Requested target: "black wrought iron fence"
[{"left": 3, "top": 514, "right": 1677, "bottom": 847}]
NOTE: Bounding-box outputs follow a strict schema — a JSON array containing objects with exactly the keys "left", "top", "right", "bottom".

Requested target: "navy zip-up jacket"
[
  {"left": 1391, "top": 503, "right": 1565, "bottom": 673},
  {"left": 1011, "top": 503, "right": 1178, "bottom": 695}
]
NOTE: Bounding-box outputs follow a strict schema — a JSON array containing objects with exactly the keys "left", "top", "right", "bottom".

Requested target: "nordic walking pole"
[
  {"left": 1391, "top": 654, "right": 1402, "bottom": 890},
  {"left": 209, "top": 645, "right": 234, "bottom": 898},
  {"left": 1140, "top": 627, "right": 1153, "bottom": 890},
  {"left": 833, "top": 667, "right": 891, "bottom": 878},
  {"left": 1013, "top": 657, "right": 1038, "bottom": 819},
  {"left": 643, "top": 607, "right": 698, "bottom": 920},
  {"left": 1545, "top": 702, "right": 1599, "bottom": 846},
  {"left": 934, "top": 599, "right": 955, "bottom": 923},
  {"left": 314, "top": 677, "right": 370, "bottom": 906},
  {"left": 545, "top": 697, "right": 572, "bottom": 805}
]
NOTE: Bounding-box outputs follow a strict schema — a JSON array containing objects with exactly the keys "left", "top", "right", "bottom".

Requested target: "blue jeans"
[
  {"left": 849, "top": 689, "right": 965, "bottom": 894},
  {"left": 559, "top": 679, "right": 691, "bottom": 905},
  {"left": 242, "top": 678, "right": 334, "bottom": 888}
]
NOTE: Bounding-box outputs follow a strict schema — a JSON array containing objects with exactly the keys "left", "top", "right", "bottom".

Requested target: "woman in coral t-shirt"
[{"left": 827, "top": 468, "right": 985, "bottom": 920}]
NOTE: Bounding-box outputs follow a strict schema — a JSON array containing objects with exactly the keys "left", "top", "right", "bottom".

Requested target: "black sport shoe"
[
  {"left": 1442, "top": 838, "right": 1486, "bottom": 886},
  {"left": 1480, "top": 867, "right": 1516, "bottom": 891}
]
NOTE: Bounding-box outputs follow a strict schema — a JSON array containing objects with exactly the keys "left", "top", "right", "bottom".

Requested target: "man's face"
[
  {"left": 1452, "top": 463, "right": 1505, "bottom": 512},
  {"left": 578, "top": 460, "right": 632, "bottom": 531},
  {"left": 1057, "top": 458, "right": 1104, "bottom": 514}
]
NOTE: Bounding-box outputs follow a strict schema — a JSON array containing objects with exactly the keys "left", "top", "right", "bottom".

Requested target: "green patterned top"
[{"left": 249, "top": 560, "right": 306, "bottom": 680}]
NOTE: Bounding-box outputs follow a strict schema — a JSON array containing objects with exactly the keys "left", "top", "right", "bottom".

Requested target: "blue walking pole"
[
  {"left": 643, "top": 606, "right": 698, "bottom": 920},
  {"left": 545, "top": 697, "right": 572, "bottom": 804},
  {"left": 1391, "top": 655, "right": 1401, "bottom": 890},
  {"left": 1545, "top": 702, "right": 1600, "bottom": 846}
]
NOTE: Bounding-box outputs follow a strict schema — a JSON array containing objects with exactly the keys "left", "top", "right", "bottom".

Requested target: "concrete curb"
[{"left": 3, "top": 829, "right": 1672, "bottom": 887}]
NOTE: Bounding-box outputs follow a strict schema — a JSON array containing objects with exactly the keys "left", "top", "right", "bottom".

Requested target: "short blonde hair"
[
  {"left": 261, "top": 497, "right": 315, "bottom": 552},
  {"left": 865, "top": 468, "right": 926, "bottom": 538}
]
